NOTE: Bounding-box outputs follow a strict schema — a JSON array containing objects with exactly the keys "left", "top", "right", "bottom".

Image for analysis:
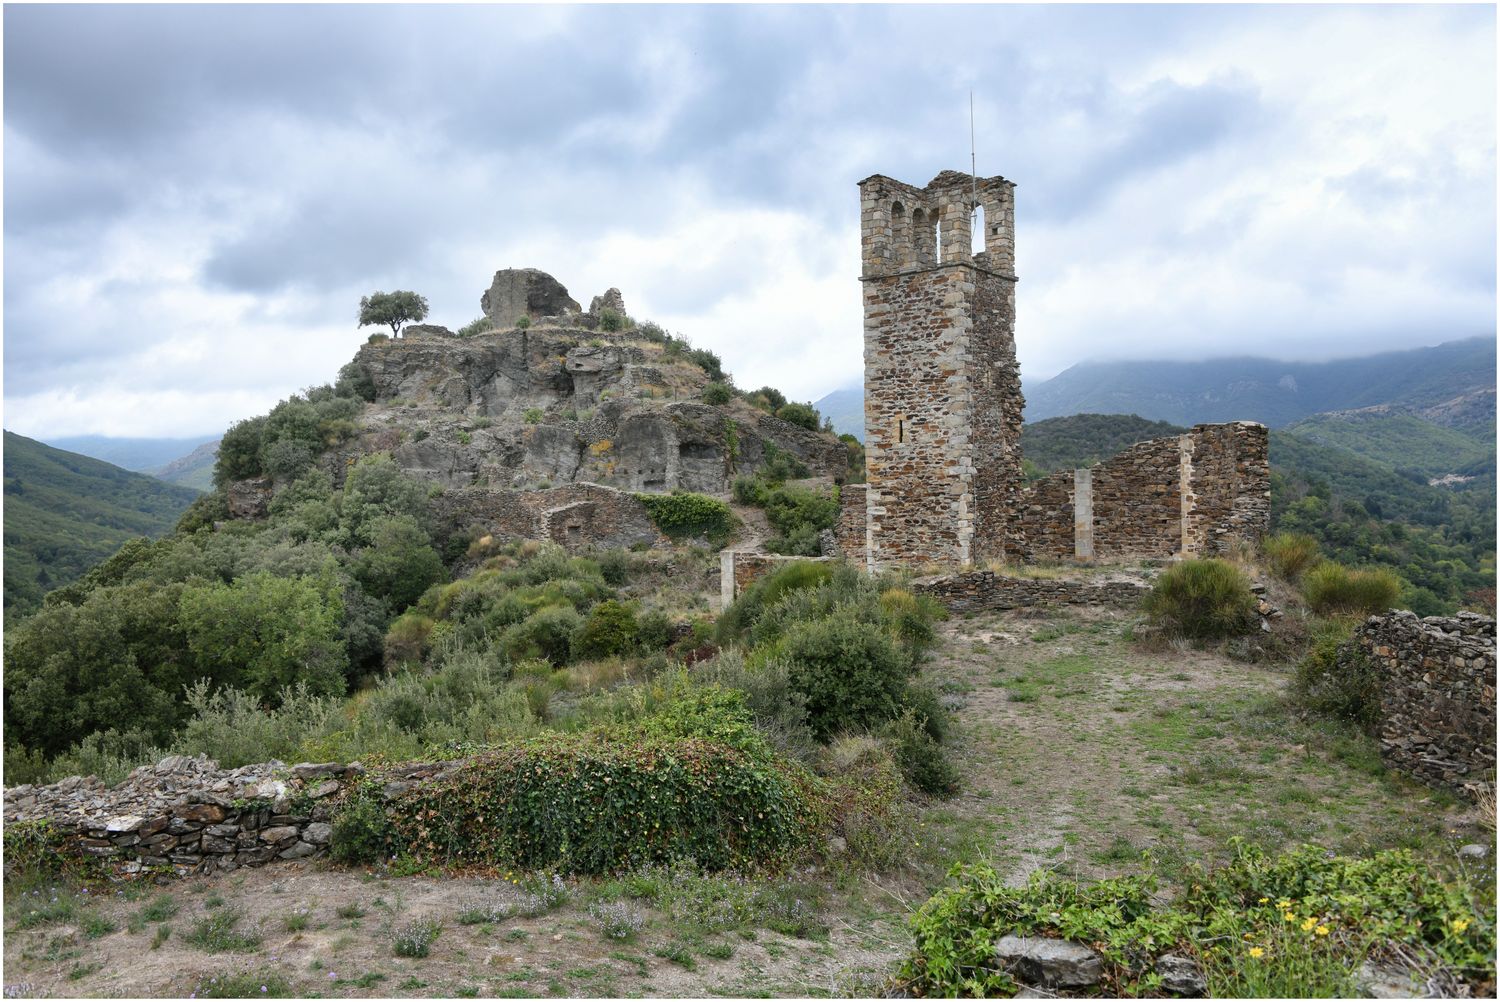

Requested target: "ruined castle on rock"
[{"left": 838, "top": 170, "right": 1272, "bottom": 571}]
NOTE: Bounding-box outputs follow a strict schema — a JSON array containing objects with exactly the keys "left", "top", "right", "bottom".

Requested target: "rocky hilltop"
[{"left": 227, "top": 270, "right": 845, "bottom": 540}]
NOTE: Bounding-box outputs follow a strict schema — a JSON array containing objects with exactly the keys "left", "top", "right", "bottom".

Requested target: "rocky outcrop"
[
  {"left": 3, "top": 757, "right": 359, "bottom": 877},
  {"left": 433, "top": 483, "right": 664, "bottom": 553},
  {"left": 339, "top": 323, "right": 845, "bottom": 496},
  {"left": 225, "top": 477, "right": 273, "bottom": 519},
  {"left": 480, "top": 268, "right": 581, "bottom": 327}
]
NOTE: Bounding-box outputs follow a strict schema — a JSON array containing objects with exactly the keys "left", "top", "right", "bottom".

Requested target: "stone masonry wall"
[
  {"left": 433, "top": 482, "right": 663, "bottom": 553},
  {"left": 1188, "top": 421, "right": 1271, "bottom": 556},
  {"left": 912, "top": 570, "right": 1148, "bottom": 614},
  {"left": 1091, "top": 436, "right": 1183, "bottom": 559},
  {"left": 3, "top": 758, "right": 359, "bottom": 878},
  {"left": 1020, "top": 470, "right": 1075, "bottom": 561},
  {"left": 835, "top": 484, "right": 869, "bottom": 570},
  {"left": 1348, "top": 611, "right": 1496, "bottom": 794},
  {"left": 859, "top": 171, "right": 1022, "bottom": 571}
]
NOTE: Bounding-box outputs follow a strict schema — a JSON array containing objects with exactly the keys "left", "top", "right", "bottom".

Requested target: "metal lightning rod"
[{"left": 969, "top": 91, "right": 979, "bottom": 220}]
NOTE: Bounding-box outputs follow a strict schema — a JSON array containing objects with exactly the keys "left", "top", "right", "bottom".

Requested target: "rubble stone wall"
[
  {"left": 2, "top": 758, "right": 359, "bottom": 878},
  {"left": 1349, "top": 611, "right": 1496, "bottom": 794},
  {"left": 912, "top": 570, "right": 1147, "bottom": 613},
  {"left": 1187, "top": 422, "right": 1271, "bottom": 556},
  {"left": 1091, "top": 436, "right": 1184, "bottom": 559},
  {"left": 1020, "top": 470, "right": 1076, "bottom": 561},
  {"left": 834, "top": 484, "right": 868, "bottom": 569},
  {"left": 433, "top": 482, "right": 663, "bottom": 553}
]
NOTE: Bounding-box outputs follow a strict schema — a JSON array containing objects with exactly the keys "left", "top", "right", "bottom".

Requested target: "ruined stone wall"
[
  {"left": 1187, "top": 421, "right": 1270, "bottom": 555},
  {"left": 1020, "top": 470, "right": 1076, "bottom": 562},
  {"left": 1091, "top": 437, "right": 1183, "bottom": 559},
  {"left": 433, "top": 483, "right": 663, "bottom": 553},
  {"left": 2, "top": 759, "right": 358, "bottom": 878},
  {"left": 1348, "top": 611, "right": 1496, "bottom": 794},
  {"left": 859, "top": 170, "right": 1021, "bottom": 571},
  {"left": 834, "top": 484, "right": 869, "bottom": 570},
  {"left": 913, "top": 570, "right": 1147, "bottom": 614}
]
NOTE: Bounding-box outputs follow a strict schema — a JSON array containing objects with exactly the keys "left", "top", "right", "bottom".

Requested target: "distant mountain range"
[
  {"left": 3, "top": 431, "right": 200, "bottom": 615},
  {"left": 816, "top": 336, "right": 1496, "bottom": 439}
]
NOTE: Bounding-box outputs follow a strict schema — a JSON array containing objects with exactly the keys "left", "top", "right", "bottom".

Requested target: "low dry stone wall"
[
  {"left": 912, "top": 570, "right": 1148, "bottom": 613},
  {"left": 3, "top": 757, "right": 361, "bottom": 878},
  {"left": 1349, "top": 611, "right": 1496, "bottom": 794}
]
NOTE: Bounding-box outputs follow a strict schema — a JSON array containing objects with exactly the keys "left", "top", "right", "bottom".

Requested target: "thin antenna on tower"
[{"left": 969, "top": 91, "right": 979, "bottom": 215}]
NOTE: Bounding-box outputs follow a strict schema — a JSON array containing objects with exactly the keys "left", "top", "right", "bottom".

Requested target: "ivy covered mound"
[
  {"left": 332, "top": 688, "right": 829, "bottom": 875},
  {"left": 898, "top": 842, "right": 1496, "bottom": 998}
]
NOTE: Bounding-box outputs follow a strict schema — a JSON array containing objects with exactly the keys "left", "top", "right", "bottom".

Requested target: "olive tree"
[{"left": 358, "top": 290, "right": 429, "bottom": 338}]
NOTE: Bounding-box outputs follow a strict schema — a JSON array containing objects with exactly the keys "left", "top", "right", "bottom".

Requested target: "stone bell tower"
[{"left": 858, "top": 170, "right": 1025, "bottom": 569}]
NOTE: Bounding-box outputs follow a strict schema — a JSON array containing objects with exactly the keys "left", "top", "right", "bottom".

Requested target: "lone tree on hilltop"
[{"left": 359, "top": 290, "right": 429, "bottom": 338}]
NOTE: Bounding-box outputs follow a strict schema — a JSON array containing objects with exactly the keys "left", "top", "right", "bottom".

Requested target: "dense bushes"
[
  {"left": 377, "top": 728, "right": 820, "bottom": 874},
  {"left": 765, "top": 610, "right": 908, "bottom": 741},
  {"left": 212, "top": 386, "right": 365, "bottom": 488},
  {"left": 1143, "top": 559, "right": 1257, "bottom": 640},
  {"left": 635, "top": 491, "right": 734, "bottom": 545},
  {"left": 899, "top": 842, "right": 1496, "bottom": 997},
  {"left": 732, "top": 451, "right": 838, "bottom": 555},
  {"left": 1301, "top": 563, "right": 1401, "bottom": 616},
  {"left": 1262, "top": 532, "right": 1322, "bottom": 581}
]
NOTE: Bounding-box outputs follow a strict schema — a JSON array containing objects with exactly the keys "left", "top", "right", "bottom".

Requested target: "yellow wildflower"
[
  {"left": 1451, "top": 917, "right": 1472, "bottom": 934},
  {"left": 1249, "top": 946, "right": 1265, "bottom": 958},
  {"left": 1277, "top": 898, "right": 1293, "bottom": 909},
  {"left": 1257, "top": 897, "right": 1269, "bottom": 905},
  {"left": 1315, "top": 925, "right": 1330, "bottom": 937},
  {"left": 1284, "top": 911, "right": 1297, "bottom": 922},
  {"left": 1301, "top": 917, "right": 1317, "bottom": 932}
]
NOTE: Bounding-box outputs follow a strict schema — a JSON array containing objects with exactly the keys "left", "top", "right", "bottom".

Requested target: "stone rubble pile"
[{"left": 3, "top": 757, "right": 362, "bottom": 877}]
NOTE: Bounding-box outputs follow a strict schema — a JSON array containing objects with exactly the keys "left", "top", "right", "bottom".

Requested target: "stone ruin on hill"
[
  {"left": 847, "top": 168, "right": 1270, "bottom": 572},
  {"left": 723, "top": 168, "right": 1271, "bottom": 602}
]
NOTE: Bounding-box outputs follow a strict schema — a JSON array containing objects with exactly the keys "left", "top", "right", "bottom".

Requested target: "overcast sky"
[{"left": 4, "top": 3, "right": 1495, "bottom": 439}]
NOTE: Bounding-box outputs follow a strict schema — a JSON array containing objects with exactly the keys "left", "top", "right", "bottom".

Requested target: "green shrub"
[
  {"left": 696, "top": 652, "right": 817, "bottom": 763},
  {"left": 500, "top": 606, "right": 582, "bottom": 665},
  {"left": 715, "top": 560, "right": 833, "bottom": 644},
  {"left": 185, "top": 909, "right": 262, "bottom": 953},
  {"left": 1142, "top": 559, "right": 1257, "bottom": 640},
  {"left": 1262, "top": 532, "right": 1322, "bottom": 581},
  {"left": 213, "top": 415, "right": 268, "bottom": 486},
  {"left": 882, "top": 709, "right": 960, "bottom": 796},
  {"left": 635, "top": 492, "right": 735, "bottom": 546},
  {"left": 392, "top": 918, "right": 441, "bottom": 958},
  {"left": 515, "top": 315, "right": 531, "bottom": 329},
  {"left": 330, "top": 783, "right": 393, "bottom": 864},
  {"left": 382, "top": 730, "right": 821, "bottom": 874},
  {"left": 457, "top": 316, "right": 493, "bottom": 338},
  {"left": 770, "top": 609, "right": 908, "bottom": 741},
  {"left": 817, "top": 736, "right": 912, "bottom": 871},
  {"left": 774, "top": 402, "right": 819, "bottom": 431},
  {"left": 762, "top": 486, "right": 839, "bottom": 556},
  {"left": 1302, "top": 563, "right": 1402, "bottom": 617},
  {"left": 573, "top": 600, "right": 640, "bottom": 660},
  {"left": 898, "top": 842, "right": 1497, "bottom": 997},
  {"left": 701, "top": 382, "right": 733, "bottom": 405},
  {"left": 598, "top": 307, "right": 625, "bottom": 332},
  {"left": 1291, "top": 621, "right": 1380, "bottom": 728},
  {"left": 523, "top": 408, "right": 544, "bottom": 425}
]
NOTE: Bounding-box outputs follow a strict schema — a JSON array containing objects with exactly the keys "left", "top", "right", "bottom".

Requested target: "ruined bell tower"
[{"left": 859, "top": 170, "right": 1025, "bottom": 569}]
